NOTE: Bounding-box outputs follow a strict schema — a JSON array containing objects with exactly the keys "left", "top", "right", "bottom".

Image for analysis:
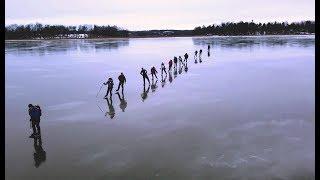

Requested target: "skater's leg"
[
  {"left": 32, "top": 121, "right": 37, "bottom": 135},
  {"left": 35, "top": 120, "right": 41, "bottom": 135},
  {"left": 116, "top": 83, "right": 121, "bottom": 91}
]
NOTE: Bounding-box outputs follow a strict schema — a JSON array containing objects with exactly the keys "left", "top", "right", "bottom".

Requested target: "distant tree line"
[
  {"left": 5, "top": 21, "right": 315, "bottom": 39},
  {"left": 5, "top": 23, "right": 129, "bottom": 39},
  {"left": 193, "top": 21, "right": 315, "bottom": 36}
]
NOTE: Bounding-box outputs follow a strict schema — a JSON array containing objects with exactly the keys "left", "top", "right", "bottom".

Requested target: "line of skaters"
[{"left": 101, "top": 45, "right": 211, "bottom": 119}]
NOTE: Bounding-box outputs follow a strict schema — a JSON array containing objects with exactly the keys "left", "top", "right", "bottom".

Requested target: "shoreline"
[{"left": 5, "top": 34, "right": 315, "bottom": 41}]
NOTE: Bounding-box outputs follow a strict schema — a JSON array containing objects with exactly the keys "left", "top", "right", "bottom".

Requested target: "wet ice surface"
[{"left": 5, "top": 36, "right": 314, "bottom": 179}]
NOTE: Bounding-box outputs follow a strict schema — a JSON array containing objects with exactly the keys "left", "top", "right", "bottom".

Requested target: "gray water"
[{"left": 5, "top": 35, "right": 315, "bottom": 180}]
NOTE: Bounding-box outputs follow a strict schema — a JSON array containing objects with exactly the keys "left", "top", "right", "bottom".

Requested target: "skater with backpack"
[{"left": 28, "top": 104, "right": 42, "bottom": 138}]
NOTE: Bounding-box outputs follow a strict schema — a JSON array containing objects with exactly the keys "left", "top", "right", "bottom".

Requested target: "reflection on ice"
[
  {"left": 116, "top": 92, "right": 127, "bottom": 112},
  {"left": 192, "top": 35, "right": 315, "bottom": 48},
  {"left": 5, "top": 39, "right": 129, "bottom": 55},
  {"left": 141, "top": 84, "right": 150, "bottom": 102}
]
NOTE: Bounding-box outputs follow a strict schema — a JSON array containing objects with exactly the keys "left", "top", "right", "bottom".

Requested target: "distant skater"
[
  {"left": 151, "top": 66, "right": 158, "bottom": 80},
  {"left": 169, "top": 59, "right": 173, "bottom": 71},
  {"left": 179, "top": 56, "right": 183, "bottom": 64},
  {"left": 208, "top": 45, "right": 210, "bottom": 51},
  {"left": 184, "top": 53, "right": 189, "bottom": 63},
  {"left": 104, "top": 78, "right": 114, "bottom": 98},
  {"left": 140, "top": 68, "right": 150, "bottom": 86},
  {"left": 173, "top": 56, "right": 178, "bottom": 68},
  {"left": 194, "top": 50, "right": 198, "bottom": 59},
  {"left": 161, "top": 62, "right": 167, "bottom": 76},
  {"left": 199, "top": 49, "right": 202, "bottom": 58},
  {"left": 116, "top": 72, "right": 126, "bottom": 93},
  {"left": 28, "top": 104, "right": 42, "bottom": 138}
]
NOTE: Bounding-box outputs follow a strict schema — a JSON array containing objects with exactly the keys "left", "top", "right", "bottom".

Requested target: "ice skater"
[
  {"left": 169, "top": 59, "right": 173, "bottom": 71},
  {"left": 161, "top": 62, "right": 167, "bottom": 76},
  {"left": 140, "top": 68, "right": 150, "bottom": 86},
  {"left": 179, "top": 56, "right": 183, "bottom": 64},
  {"left": 184, "top": 53, "right": 189, "bottom": 63},
  {"left": 104, "top": 77, "right": 114, "bottom": 98},
  {"left": 150, "top": 66, "right": 158, "bottom": 80},
  {"left": 173, "top": 56, "right": 178, "bottom": 69},
  {"left": 116, "top": 72, "right": 126, "bottom": 93},
  {"left": 199, "top": 49, "right": 203, "bottom": 63},
  {"left": 28, "top": 104, "right": 42, "bottom": 138}
]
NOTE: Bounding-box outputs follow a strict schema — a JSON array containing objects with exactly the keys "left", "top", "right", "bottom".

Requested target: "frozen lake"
[{"left": 5, "top": 36, "right": 315, "bottom": 179}]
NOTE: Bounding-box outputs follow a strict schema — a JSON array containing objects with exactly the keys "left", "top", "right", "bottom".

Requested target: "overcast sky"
[{"left": 5, "top": 0, "right": 315, "bottom": 30}]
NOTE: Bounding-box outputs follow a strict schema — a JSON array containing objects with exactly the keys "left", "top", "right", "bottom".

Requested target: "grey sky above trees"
[{"left": 5, "top": 0, "right": 314, "bottom": 30}]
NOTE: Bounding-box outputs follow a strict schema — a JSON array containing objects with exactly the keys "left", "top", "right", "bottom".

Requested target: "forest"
[
  {"left": 5, "top": 24, "right": 129, "bottom": 39},
  {"left": 5, "top": 21, "right": 314, "bottom": 40},
  {"left": 193, "top": 21, "right": 315, "bottom": 36}
]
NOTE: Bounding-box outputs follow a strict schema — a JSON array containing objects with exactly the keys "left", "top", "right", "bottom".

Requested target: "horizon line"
[{"left": 5, "top": 19, "right": 315, "bottom": 31}]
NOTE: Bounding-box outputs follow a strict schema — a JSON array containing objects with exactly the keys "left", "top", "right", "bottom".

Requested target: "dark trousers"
[
  {"left": 106, "top": 87, "right": 113, "bottom": 96},
  {"left": 31, "top": 119, "right": 41, "bottom": 135},
  {"left": 143, "top": 76, "right": 150, "bottom": 85},
  {"left": 161, "top": 69, "right": 167, "bottom": 75},
  {"left": 117, "top": 82, "right": 124, "bottom": 91},
  {"left": 151, "top": 73, "right": 158, "bottom": 79}
]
